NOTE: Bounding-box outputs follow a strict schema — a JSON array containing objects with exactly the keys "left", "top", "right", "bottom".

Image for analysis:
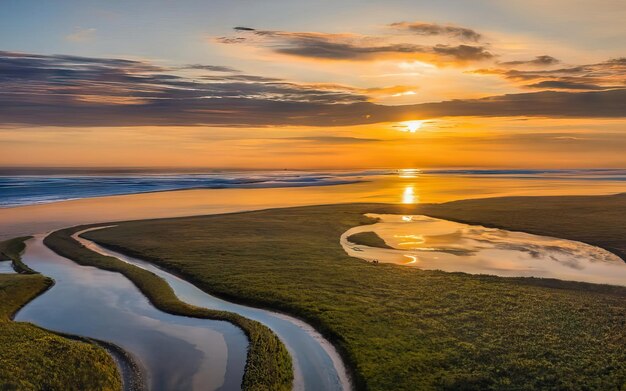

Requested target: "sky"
[{"left": 1, "top": 0, "right": 625, "bottom": 169}]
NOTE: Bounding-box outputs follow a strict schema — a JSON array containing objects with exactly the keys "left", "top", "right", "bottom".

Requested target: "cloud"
[
  {"left": 409, "top": 89, "right": 626, "bottom": 119},
  {"left": 389, "top": 22, "right": 482, "bottom": 42},
  {"left": 0, "top": 51, "right": 624, "bottom": 128},
  {"left": 65, "top": 27, "right": 96, "bottom": 43},
  {"left": 524, "top": 80, "right": 607, "bottom": 90},
  {"left": 473, "top": 58, "right": 626, "bottom": 90},
  {"left": 183, "top": 64, "right": 240, "bottom": 73},
  {"left": 365, "top": 85, "right": 419, "bottom": 98},
  {"left": 432, "top": 44, "right": 494, "bottom": 61},
  {"left": 499, "top": 55, "right": 560, "bottom": 67},
  {"left": 216, "top": 27, "right": 494, "bottom": 65},
  {"left": 276, "top": 136, "right": 384, "bottom": 144}
]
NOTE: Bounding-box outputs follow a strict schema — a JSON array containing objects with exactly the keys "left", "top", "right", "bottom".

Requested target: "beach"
[{"left": 3, "top": 170, "right": 626, "bottom": 240}]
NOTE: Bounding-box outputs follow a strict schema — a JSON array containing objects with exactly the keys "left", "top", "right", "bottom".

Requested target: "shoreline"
[
  {"left": 3, "top": 174, "right": 626, "bottom": 241},
  {"left": 0, "top": 179, "right": 367, "bottom": 210},
  {"left": 94, "top": 339, "right": 146, "bottom": 391}
]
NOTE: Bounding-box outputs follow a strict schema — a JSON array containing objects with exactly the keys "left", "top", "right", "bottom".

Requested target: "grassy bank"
[
  {"left": 0, "top": 236, "right": 37, "bottom": 273},
  {"left": 45, "top": 227, "right": 293, "bottom": 391},
  {"left": 0, "top": 238, "right": 121, "bottom": 391},
  {"left": 346, "top": 231, "right": 392, "bottom": 249},
  {"left": 82, "top": 199, "right": 626, "bottom": 390}
]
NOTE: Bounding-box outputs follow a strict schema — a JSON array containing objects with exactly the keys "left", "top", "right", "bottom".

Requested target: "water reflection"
[
  {"left": 397, "top": 169, "right": 421, "bottom": 178},
  {"left": 341, "top": 214, "right": 626, "bottom": 286},
  {"left": 0, "top": 260, "right": 15, "bottom": 273},
  {"left": 76, "top": 230, "right": 351, "bottom": 391},
  {"left": 3, "top": 173, "right": 626, "bottom": 241},
  {"left": 402, "top": 186, "right": 418, "bottom": 204},
  {"left": 15, "top": 237, "right": 247, "bottom": 391}
]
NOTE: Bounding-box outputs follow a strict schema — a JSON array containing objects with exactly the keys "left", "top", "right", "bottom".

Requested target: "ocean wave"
[{"left": 0, "top": 171, "right": 379, "bottom": 208}]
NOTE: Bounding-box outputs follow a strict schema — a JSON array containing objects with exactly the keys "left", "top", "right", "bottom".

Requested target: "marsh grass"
[
  {"left": 0, "top": 238, "right": 121, "bottom": 391},
  {"left": 346, "top": 231, "right": 392, "bottom": 249},
  {"left": 45, "top": 227, "right": 293, "bottom": 391},
  {"left": 83, "top": 200, "right": 626, "bottom": 390},
  {"left": 0, "top": 236, "right": 36, "bottom": 273}
]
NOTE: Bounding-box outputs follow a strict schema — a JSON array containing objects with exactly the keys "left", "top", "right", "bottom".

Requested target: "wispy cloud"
[
  {"left": 389, "top": 22, "right": 482, "bottom": 42},
  {"left": 216, "top": 27, "right": 494, "bottom": 65},
  {"left": 473, "top": 58, "right": 626, "bottom": 90},
  {"left": 499, "top": 55, "right": 560, "bottom": 67},
  {"left": 182, "top": 64, "right": 241, "bottom": 73},
  {"left": 0, "top": 50, "right": 624, "bottom": 128},
  {"left": 65, "top": 27, "right": 96, "bottom": 43}
]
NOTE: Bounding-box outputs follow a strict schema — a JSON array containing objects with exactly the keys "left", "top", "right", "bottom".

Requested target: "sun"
[{"left": 404, "top": 120, "right": 423, "bottom": 133}]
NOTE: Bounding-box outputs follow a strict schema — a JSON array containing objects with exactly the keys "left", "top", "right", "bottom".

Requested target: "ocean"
[{"left": 1, "top": 169, "right": 625, "bottom": 208}]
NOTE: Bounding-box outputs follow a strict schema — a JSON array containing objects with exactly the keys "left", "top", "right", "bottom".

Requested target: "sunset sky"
[{"left": 1, "top": 0, "right": 625, "bottom": 169}]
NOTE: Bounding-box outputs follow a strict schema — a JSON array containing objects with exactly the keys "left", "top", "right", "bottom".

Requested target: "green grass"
[
  {"left": 347, "top": 231, "right": 392, "bottom": 249},
  {"left": 0, "top": 236, "right": 36, "bottom": 273},
  {"left": 45, "top": 227, "right": 293, "bottom": 391},
  {"left": 0, "top": 238, "right": 121, "bottom": 391},
  {"left": 82, "top": 199, "right": 626, "bottom": 391}
]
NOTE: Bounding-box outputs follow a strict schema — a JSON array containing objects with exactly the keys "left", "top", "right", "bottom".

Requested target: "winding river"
[{"left": 15, "top": 232, "right": 351, "bottom": 391}]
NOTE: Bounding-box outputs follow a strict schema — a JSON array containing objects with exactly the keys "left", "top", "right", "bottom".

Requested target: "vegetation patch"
[
  {"left": 45, "top": 227, "right": 293, "bottom": 391},
  {"left": 0, "top": 238, "right": 121, "bottom": 391},
  {"left": 347, "top": 231, "right": 393, "bottom": 249},
  {"left": 0, "top": 236, "right": 36, "bottom": 273},
  {"left": 82, "top": 200, "right": 626, "bottom": 390}
]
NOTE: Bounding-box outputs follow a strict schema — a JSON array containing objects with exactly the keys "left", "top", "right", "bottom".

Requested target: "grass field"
[
  {"left": 0, "top": 238, "right": 121, "bottom": 391},
  {"left": 45, "top": 227, "right": 293, "bottom": 391},
  {"left": 82, "top": 196, "right": 626, "bottom": 391}
]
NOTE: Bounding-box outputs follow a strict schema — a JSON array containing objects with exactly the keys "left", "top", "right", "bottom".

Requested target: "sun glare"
[
  {"left": 402, "top": 185, "right": 418, "bottom": 204},
  {"left": 404, "top": 120, "right": 423, "bottom": 133},
  {"left": 398, "top": 168, "right": 421, "bottom": 178}
]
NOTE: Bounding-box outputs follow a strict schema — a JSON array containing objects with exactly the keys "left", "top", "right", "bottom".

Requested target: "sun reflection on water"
[
  {"left": 398, "top": 168, "right": 421, "bottom": 178},
  {"left": 402, "top": 186, "right": 418, "bottom": 204}
]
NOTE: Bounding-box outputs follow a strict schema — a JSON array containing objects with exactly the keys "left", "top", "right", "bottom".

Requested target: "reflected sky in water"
[
  {"left": 342, "top": 214, "right": 626, "bottom": 286},
  {"left": 0, "top": 260, "right": 15, "bottom": 273},
  {"left": 15, "top": 237, "right": 247, "bottom": 391}
]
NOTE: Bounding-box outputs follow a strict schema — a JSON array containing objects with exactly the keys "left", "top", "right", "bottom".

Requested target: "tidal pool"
[
  {"left": 15, "top": 236, "right": 248, "bottom": 391},
  {"left": 341, "top": 214, "right": 626, "bottom": 286}
]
